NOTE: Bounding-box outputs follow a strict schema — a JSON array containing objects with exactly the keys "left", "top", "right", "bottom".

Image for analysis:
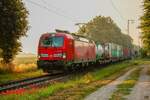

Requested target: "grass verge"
[
  {"left": 0, "top": 59, "right": 141, "bottom": 100},
  {"left": 0, "top": 56, "right": 44, "bottom": 84},
  {"left": 0, "top": 70, "right": 43, "bottom": 84},
  {"left": 109, "top": 67, "right": 142, "bottom": 100}
]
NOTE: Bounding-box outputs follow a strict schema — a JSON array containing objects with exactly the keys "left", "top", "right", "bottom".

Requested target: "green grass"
[
  {"left": 109, "top": 67, "right": 141, "bottom": 100},
  {"left": 0, "top": 70, "right": 43, "bottom": 84},
  {"left": 0, "top": 56, "right": 44, "bottom": 84},
  {"left": 0, "top": 59, "right": 141, "bottom": 100},
  {"left": 92, "top": 61, "right": 136, "bottom": 80}
]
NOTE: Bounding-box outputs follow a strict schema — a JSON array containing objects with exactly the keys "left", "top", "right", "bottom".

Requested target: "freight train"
[{"left": 37, "top": 30, "right": 132, "bottom": 72}]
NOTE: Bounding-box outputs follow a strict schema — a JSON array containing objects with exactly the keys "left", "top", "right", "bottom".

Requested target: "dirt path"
[
  {"left": 126, "top": 65, "right": 150, "bottom": 100},
  {"left": 84, "top": 67, "right": 137, "bottom": 100}
]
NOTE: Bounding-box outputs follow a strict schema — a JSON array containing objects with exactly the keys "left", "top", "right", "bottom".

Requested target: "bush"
[
  {"left": 140, "top": 48, "right": 148, "bottom": 58},
  {"left": 0, "top": 62, "right": 15, "bottom": 73},
  {"left": 0, "top": 48, "right": 2, "bottom": 57}
]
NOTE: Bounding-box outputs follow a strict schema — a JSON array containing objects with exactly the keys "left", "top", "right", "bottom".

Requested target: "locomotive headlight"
[{"left": 62, "top": 53, "right": 66, "bottom": 58}]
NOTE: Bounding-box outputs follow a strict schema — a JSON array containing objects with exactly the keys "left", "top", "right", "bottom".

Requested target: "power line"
[
  {"left": 109, "top": 0, "right": 126, "bottom": 21},
  {"left": 42, "top": 0, "right": 67, "bottom": 14},
  {"left": 26, "top": 0, "right": 127, "bottom": 32},
  {"left": 41, "top": 0, "right": 79, "bottom": 22},
  {"left": 108, "top": 0, "right": 127, "bottom": 32},
  {"left": 26, "top": 0, "right": 77, "bottom": 22}
]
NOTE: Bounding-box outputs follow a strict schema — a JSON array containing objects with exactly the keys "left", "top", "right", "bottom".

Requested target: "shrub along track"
[{"left": 0, "top": 72, "right": 68, "bottom": 95}]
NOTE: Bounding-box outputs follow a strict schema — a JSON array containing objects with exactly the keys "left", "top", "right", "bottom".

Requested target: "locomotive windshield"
[{"left": 41, "top": 36, "right": 64, "bottom": 47}]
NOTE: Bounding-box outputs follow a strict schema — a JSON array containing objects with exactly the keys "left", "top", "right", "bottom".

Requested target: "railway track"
[{"left": 0, "top": 73, "right": 67, "bottom": 94}]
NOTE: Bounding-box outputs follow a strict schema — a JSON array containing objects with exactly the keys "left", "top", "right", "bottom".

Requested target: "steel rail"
[{"left": 0, "top": 73, "right": 65, "bottom": 93}]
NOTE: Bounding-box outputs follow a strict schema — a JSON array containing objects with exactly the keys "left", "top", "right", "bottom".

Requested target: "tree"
[
  {"left": 77, "top": 16, "right": 133, "bottom": 47},
  {"left": 0, "top": 48, "right": 2, "bottom": 57},
  {"left": 140, "top": 0, "right": 150, "bottom": 56},
  {"left": 0, "top": 0, "right": 28, "bottom": 64}
]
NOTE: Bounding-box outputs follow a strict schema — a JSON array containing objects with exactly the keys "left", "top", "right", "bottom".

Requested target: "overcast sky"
[{"left": 22, "top": 0, "right": 143, "bottom": 53}]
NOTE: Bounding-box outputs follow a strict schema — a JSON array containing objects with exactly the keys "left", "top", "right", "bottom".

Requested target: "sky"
[{"left": 22, "top": 0, "right": 143, "bottom": 53}]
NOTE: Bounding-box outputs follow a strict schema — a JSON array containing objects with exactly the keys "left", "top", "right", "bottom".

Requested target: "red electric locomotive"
[{"left": 37, "top": 30, "right": 96, "bottom": 72}]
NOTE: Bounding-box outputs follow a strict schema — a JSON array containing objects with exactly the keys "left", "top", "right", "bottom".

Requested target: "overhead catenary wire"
[
  {"left": 26, "top": 0, "right": 77, "bottom": 22},
  {"left": 108, "top": 0, "right": 127, "bottom": 31},
  {"left": 41, "top": 0, "right": 80, "bottom": 22},
  {"left": 109, "top": 0, "right": 126, "bottom": 21},
  {"left": 26, "top": 0, "right": 127, "bottom": 32}
]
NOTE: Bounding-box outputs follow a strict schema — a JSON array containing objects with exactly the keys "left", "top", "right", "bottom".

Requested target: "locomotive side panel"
[
  {"left": 65, "top": 39, "right": 74, "bottom": 61},
  {"left": 73, "top": 40, "right": 96, "bottom": 63},
  {"left": 74, "top": 40, "right": 88, "bottom": 63}
]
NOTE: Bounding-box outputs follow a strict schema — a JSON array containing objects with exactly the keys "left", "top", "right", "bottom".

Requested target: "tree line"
[{"left": 77, "top": 16, "right": 133, "bottom": 48}]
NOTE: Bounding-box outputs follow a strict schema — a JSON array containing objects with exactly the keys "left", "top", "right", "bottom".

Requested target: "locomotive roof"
[
  {"left": 41, "top": 32, "right": 73, "bottom": 39},
  {"left": 55, "top": 29, "right": 92, "bottom": 40},
  {"left": 41, "top": 29, "right": 94, "bottom": 43}
]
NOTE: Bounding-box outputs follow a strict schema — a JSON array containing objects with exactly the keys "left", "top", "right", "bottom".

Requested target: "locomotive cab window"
[{"left": 41, "top": 36, "right": 64, "bottom": 47}]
